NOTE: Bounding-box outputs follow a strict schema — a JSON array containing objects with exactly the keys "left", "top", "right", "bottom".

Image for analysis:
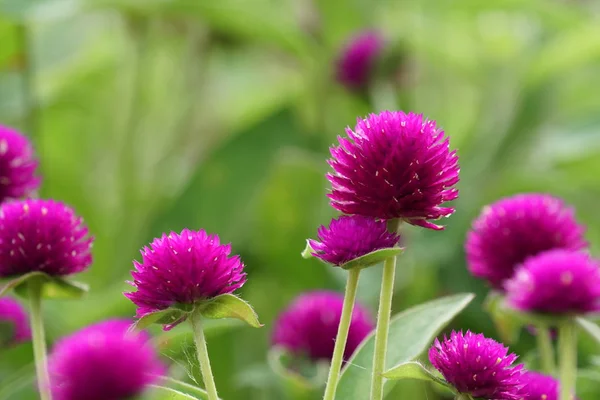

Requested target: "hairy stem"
[
  {"left": 536, "top": 325, "right": 556, "bottom": 375},
  {"left": 558, "top": 321, "right": 577, "bottom": 400},
  {"left": 190, "top": 311, "right": 219, "bottom": 400},
  {"left": 29, "top": 280, "right": 52, "bottom": 400}
]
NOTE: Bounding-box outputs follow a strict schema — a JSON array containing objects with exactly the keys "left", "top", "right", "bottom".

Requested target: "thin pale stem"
[
  {"left": 29, "top": 280, "right": 52, "bottom": 400},
  {"left": 536, "top": 325, "right": 556, "bottom": 375},
  {"left": 369, "top": 255, "right": 397, "bottom": 400},
  {"left": 323, "top": 268, "right": 361, "bottom": 400},
  {"left": 558, "top": 321, "right": 577, "bottom": 400},
  {"left": 190, "top": 311, "right": 219, "bottom": 400}
]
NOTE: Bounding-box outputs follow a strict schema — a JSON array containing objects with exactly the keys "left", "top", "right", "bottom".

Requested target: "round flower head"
[
  {"left": 0, "top": 297, "right": 31, "bottom": 346},
  {"left": 328, "top": 111, "right": 459, "bottom": 230},
  {"left": 49, "top": 320, "right": 165, "bottom": 400},
  {"left": 521, "top": 371, "right": 563, "bottom": 400},
  {"left": 466, "top": 193, "right": 587, "bottom": 288},
  {"left": 428, "top": 330, "right": 524, "bottom": 399},
  {"left": 308, "top": 215, "right": 400, "bottom": 266},
  {"left": 0, "top": 125, "right": 40, "bottom": 203},
  {"left": 0, "top": 199, "right": 93, "bottom": 278},
  {"left": 272, "top": 291, "right": 373, "bottom": 362},
  {"left": 336, "top": 31, "right": 384, "bottom": 90},
  {"left": 505, "top": 249, "right": 600, "bottom": 314},
  {"left": 125, "top": 229, "right": 246, "bottom": 322}
]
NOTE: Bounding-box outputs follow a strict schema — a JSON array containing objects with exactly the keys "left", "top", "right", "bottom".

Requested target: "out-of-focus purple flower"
[
  {"left": 521, "top": 371, "right": 562, "bottom": 400},
  {"left": 308, "top": 215, "right": 400, "bottom": 266},
  {"left": 336, "top": 31, "right": 384, "bottom": 90},
  {"left": 0, "top": 199, "right": 93, "bottom": 278},
  {"left": 0, "top": 297, "right": 31, "bottom": 346},
  {"left": 428, "top": 330, "right": 525, "bottom": 400},
  {"left": 272, "top": 291, "right": 373, "bottom": 362},
  {"left": 466, "top": 194, "right": 587, "bottom": 288},
  {"left": 49, "top": 320, "right": 165, "bottom": 400},
  {"left": 0, "top": 125, "right": 40, "bottom": 203},
  {"left": 328, "top": 111, "right": 459, "bottom": 230},
  {"left": 505, "top": 249, "right": 600, "bottom": 314},
  {"left": 125, "top": 229, "right": 246, "bottom": 324}
]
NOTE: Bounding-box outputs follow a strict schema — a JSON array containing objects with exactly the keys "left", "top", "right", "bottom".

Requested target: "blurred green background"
[{"left": 1, "top": 0, "right": 600, "bottom": 398}]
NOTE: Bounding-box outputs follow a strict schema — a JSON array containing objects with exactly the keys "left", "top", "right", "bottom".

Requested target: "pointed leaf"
[
  {"left": 339, "top": 247, "right": 404, "bottom": 271},
  {"left": 576, "top": 317, "right": 600, "bottom": 346},
  {"left": 148, "top": 384, "right": 201, "bottom": 400},
  {"left": 200, "top": 294, "right": 262, "bottom": 328},
  {"left": 0, "top": 271, "right": 88, "bottom": 300},
  {"left": 154, "top": 376, "right": 212, "bottom": 400},
  {"left": 383, "top": 361, "right": 449, "bottom": 388},
  {"left": 334, "top": 293, "right": 475, "bottom": 400},
  {"left": 131, "top": 308, "right": 189, "bottom": 331},
  {"left": 301, "top": 240, "right": 314, "bottom": 259}
]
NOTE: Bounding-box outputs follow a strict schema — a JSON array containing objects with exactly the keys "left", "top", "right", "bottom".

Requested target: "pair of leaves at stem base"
[
  {"left": 484, "top": 290, "right": 600, "bottom": 347},
  {"left": 301, "top": 240, "right": 404, "bottom": 271},
  {"left": 268, "top": 293, "right": 475, "bottom": 399},
  {"left": 0, "top": 271, "right": 88, "bottom": 299},
  {"left": 131, "top": 293, "right": 263, "bottom": 331}
]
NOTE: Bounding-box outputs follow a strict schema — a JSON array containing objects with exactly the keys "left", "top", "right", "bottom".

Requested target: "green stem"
[
  {"left": 558, "top": 321, "right": 577, "bottom": 400},
  {"left": 454, "top": 394, "right": 473, "bottom": 400},
  {"left": 323, "top": 268, "right": 361, "bottom": 400},
  {"left": 369, "top": 255, "right": 397, "bottom": 400},
  {"left": 536, "top": 325, "right": 556, "bottom": 375},
  {"left": 29, "top": 280, "right": 52, "bottom": 400},
  {"left": 190, "top": 311, "right": 219, "bottom": 400}
]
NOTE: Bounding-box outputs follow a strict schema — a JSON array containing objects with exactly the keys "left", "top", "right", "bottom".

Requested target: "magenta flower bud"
[
  {"left": 0, "top": 297, "right": 31, "bottom": 346},
  {"left": 125, "top": 229, "right": 246, "bottom": 322},
  {"left": 308, "top": 215, "right": 400, "bottom": 266},
  {"left": 521, "top": 371, "right": 562, "bottom": 400},
  {"left": 466, "top": 194, "right": 587, "bottom": 288},
  {"left": 328, "top": 111, "right": 459, "bottom": 230},
  {"left": 505, "top": 249, "right": 600, "bottom": 314},
  {"left": 0, "top": 199, "right": 93, "bottom": 278},
  {"left": 272, "top": 291, "right": 373, "bottom": 362},
  {"left": 0, "top": 125, "right": 40, "bottom": 203},
  {"left": 428, "top": 330, "right": 525, "bottom": 400},
  {"left": 49, "top": 320, "right": 165, "bottom": 400},
  {"left": 336, "top": 31, "right": 384, "bottom": 90}
]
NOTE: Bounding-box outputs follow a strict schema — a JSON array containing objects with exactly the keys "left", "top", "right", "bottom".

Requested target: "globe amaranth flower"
[
  {"left": 0, "top": 297, "right": 31, "bottom": 346},
  {"left": 0, "top": 199, "right": 93, "bottom": 278},
  {"left": 505, "top": 249, "right": 600, "bottom": 314},
  {"left": 308, "top": 215, "right": 400, "bottom": 266},
  {"left": 429, "top": 330, "right": 524, "bottom": 400},
  {"left": 0, "top": 125, "right": 40, "bottom": 203},
  {"left": 336, "top": 31, "right": 384, "bottom": 90},
  {"left": 520, "top": 371, "right": 564, "bottom": 400},
  {"left": 466, "top": 193, "right": 587, "bottom": 289},
  {"left": 272, "top": 291, "right": 373, "bottom": 362},
  {"left": 49, "top": 319, "right": 165, "bottom": 400},
  {"left": 125, "top": 229, "right": 246, "bottom": 324},
  {"left": 328, "top": 111, "right": 459, "bottom": 230}
]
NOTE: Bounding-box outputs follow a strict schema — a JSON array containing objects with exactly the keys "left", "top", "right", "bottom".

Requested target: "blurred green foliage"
[{"left": 1, "top": 0, "right": 600, "bottom": 398}]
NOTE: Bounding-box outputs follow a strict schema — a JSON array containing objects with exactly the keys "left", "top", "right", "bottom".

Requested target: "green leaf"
[
  {"left": 0, "top": 271, "right": 88, "bottom": 300},
  {"left": 483, "top": 291, "right": 521, "bottom": 344},
  {"left": 153, "top": 376, "right": 212, "bottom": 400},
  {"left": 148, "top": 384, "right": 202, "bottom": 400},
  {"left": 383, "top": 361, "right": 449, "bottom": 388},
  {"left": 268, "top": 346, "right": 328, "bottom": 392},
  {"left": 199, "top": 294, "right": 262, "bottom": 328},
  {"left": 576, "top": 317, "right": 600, "bottom": 346},
  {"left": 334, "top": 293, "right": 475, "bottom": 400},
  {"left": 340, "top": 248, "right": 404, "bottom": 271},
  {"left": 131, "top": 308, "right": 189, "bottom": 331}
]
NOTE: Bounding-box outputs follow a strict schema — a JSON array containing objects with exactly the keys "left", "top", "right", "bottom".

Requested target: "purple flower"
[
  {"left": 308, "top": 215, "right": 400, "bottom": 266},
  {"left": 505, "top": 249, "right": 600, "bottom": 314},
  {"left": 428, "top": 330, "right": 524, "bottom": 400},
  {"left": 0, "top": 125, "right": 40, "bottom": 203},
  {"left": 0, "top": 199, "right": 93, "bottom": 278},
  {"left": 272, "top": 291, "right": 373, "bottom": 362},
  {"left": 466, "top": 194, "right": 587, "bottom": 288},
  {"left": 336, "top": 31, "right": 384, "bottom": 90},
  {"left": 328, "top": 111, "right": 459, "bottom": 230},
  {"left": 0, "top": 297, "right": 31, "bottom": 346},
  {"left": 49, "top": 320, "right": 165, "bottom": 400},
  {"left": 125, "top": 229, "right": 246, "bottom": 323},
  {"left": 521, "top": 371, "right": 560, "bottom": 400}
]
